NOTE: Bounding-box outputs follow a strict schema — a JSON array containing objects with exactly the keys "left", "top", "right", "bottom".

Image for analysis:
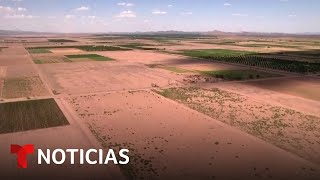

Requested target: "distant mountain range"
[
  {"left": 0, "top": 30, "right": 40, "bottom": 35},
  {"left": 204, "top": 30, "right": 320, "bottom": 37},
  {"left": 1, "top": 29, "right": 320, "bottom": 37}
]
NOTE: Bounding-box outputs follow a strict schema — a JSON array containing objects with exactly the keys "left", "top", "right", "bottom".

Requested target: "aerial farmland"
[
  {"left": 0, "top": 32, "right": 319, "bottom": 179},
  {"left": 1, "top": 0, "right": 320, "bottom": 179}
]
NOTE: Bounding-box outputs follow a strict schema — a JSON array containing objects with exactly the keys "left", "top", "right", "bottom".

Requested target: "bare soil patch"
[
  {"left": 155, "top": 87, "right": 320, "bottom": 165},
  {"left": 201, "top": 82, "right": 320, "bottom": 118},
  {"left": 244, "top": 76, "right": 320, "bottom": 101},
  {"left": 96, "top": 50, "right": 185, "bottom": 64},
  {"left": 1, "top": 76, "right": 49, "bottom": 99},
  {"left": 0, "top": 54, "right": 31, "bottom": 66},
  {"left": 49, "top": 48, "right": 84, "bottom": 54},
  {"left": 65, "top": 90, "right": 319, "bottom": 179},
  {"left": 38, "top": 62, "right": 183, "bottom": 95},
  {"left": 0, "top": 66, "right": 7, "bottom": 78},
  {"left": 174, "top": 61, "right": 244, "bottom": 71}
]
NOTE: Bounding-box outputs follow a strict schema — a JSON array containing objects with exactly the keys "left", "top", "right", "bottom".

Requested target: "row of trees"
[{"left": 202, "top": 55, "right": 320, "bottom": 74}]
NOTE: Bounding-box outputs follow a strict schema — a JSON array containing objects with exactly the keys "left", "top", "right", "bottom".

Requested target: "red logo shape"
[{"left": 10, "top": 144, "right": 34, "bottom": 168}]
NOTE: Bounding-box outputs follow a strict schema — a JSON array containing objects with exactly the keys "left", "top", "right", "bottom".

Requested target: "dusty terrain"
[
  {"left": 0, "top": 34, "right": 319, "bottom": 179},
  {"left": 154, "top": 87, "right": 320, "bottom": 165},
  {"left": 96, "top": 50, "right": 186, "bottom": 64},
  {"left": 38, "top": 61, "right": 183, "bottom": 95},
  {"left": 245, "top": 76, "right": 320, "bottom": 101},
  {"left": 48, "top": 48, "right": 84, "bottom": 54},
  {"left": 65, "top": 90, "right": 319, "bottom": 179},
  {"left": 0, "top": 46, "right": 49, "bottom": 99}
]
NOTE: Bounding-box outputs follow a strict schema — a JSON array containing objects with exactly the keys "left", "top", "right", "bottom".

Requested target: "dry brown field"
[{"left": 0, "top": 34, "right": 319, "bottom": 179}]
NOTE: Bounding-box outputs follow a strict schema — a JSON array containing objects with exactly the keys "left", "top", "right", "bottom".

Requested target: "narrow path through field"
[{"left": 23, "top": 45, "right": 54, "bottom": 96}]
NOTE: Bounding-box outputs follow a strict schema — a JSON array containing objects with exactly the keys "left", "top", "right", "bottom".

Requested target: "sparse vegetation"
[
  {"left": 2, "top": 77, "right": 31, "bottom": 98},
  {"left": 76, "top": 45, "right": 131, "bottom": 51},
  {"left": 180, "top": 49, "right": 320, "bottom": 73},
  {"left": 0, "top": 47, "right": 8, "bottom": 51},
  {"left": 181, "top": 49, "right": 255, "bottom": 57},
  {"left": 201, "top": 69, "right": 280, "bottom": 81},
  {"left": 119, "top": 43, "right": 160, "bottom": 50},
  {"left": 33, "top": 58, "right": 72, "bottom": 64},
  {"left": 155, "top": 87, "right": 320, "bottom": 164},
  {"left": 145, "top": 64, "right": 191, "bottom": 73},
  {"left": 145, "top": 64, "right": 162, "bottom": 68},
  {"left": 33, "top": 59, "right": 44, "bottom": 64},
  {"left": 65, "top": 54, "right": 113, "bottom": 61},
  {"left": 194, "top": 41, "right": 300, "bottom": 48},
  {"left": 162, "top": 66, "right": 191, "bottom": 73},
  {"left": 0, "top": 99, "right": 69, "bottom": 134},
  {"left": 27, "top": 48, "right": 52, "bottom": 54},
  {"left": 27, "top": 45, "right": 131, "bottom": 52},
  {"left": 48, "top": 39, "right": 77, "bottom": 42}
]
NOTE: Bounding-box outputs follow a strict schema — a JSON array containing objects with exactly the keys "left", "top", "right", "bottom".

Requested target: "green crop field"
[
  {"left": 201, "top": 69, "right": 281, "bottom": 81},
  {"left": 146, "top": 64, "right": 191, "bottom": 73},
  {"left": 119, "top": 43, "right": 159, "bottom": 50},
  {"left": 27, "top": 48, "right": 52, "bottom": 54},
  {"left": 48, "top": 39, "right": 77, "bottom": 42},
  {"left": 180, "top": 49, "right": 320, "bottom": 74},
  {"left": 0, "top": 99, "right": 69, "bottom": 134},
  {"left": 76, "top": 45, "right": 131, "bottom": 51},
  {"left": 65, "top": 54, "right": 113, "bottom": 61},
  {"left": 27, "top": 45, "right": 131, "bottom": 52},
  {"left": 194, "top": 41, "right": 300, "bottom": 48},
  {"left": 33, "top": 58, "right": 72, "bottom": 64},
  {"left": 181, "top": 49, "right": 255, "bottom": 57}
]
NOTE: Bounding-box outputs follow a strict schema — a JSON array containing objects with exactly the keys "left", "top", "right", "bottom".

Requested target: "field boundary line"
[
  {"left": 158, "top": 50, "right": 304, "bottom": 76},
  {"left": 147, "top": 89, "right": 320, "bottom": 169},
  {"left": 24, "top": 46, "right": 54, "bottom": 96},
  {"left": 54, "top": 97, "right": 126, "bottom": 180}
]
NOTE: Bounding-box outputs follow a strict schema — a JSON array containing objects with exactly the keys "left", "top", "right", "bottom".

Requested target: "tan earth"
[
  {"left": 153, "top": 87, "right": 320, "bottom": 165},
  {"left": 201, "top": 81, "right": 320, "bottom": 118},
  {"left": 65, "top": 90, "right": 320, "bottom": 179},
  {"left": 0, "top": 46, "right": 49, "bottom": 99},
  {"left": 159, "top": 42, "right": 300, "bottom": 53},
  {"left": 244, "top": 76, "right": 320, "bottom": 101},
  {"left": 173, "top": 60, "right": 244, "bottom": 71},
  {"left": 0, "top": 97, "right": 124, "bottom": 179},
  {"left": 96, "top": 50, "right": 186, "bottom": 64},
  {"left": 37, "top": 61, "right": 184, "bottom": 95},
  {"left": 0, "top": 35, "right": 320, "bottom": 179},
  {"left": 49, "top": 48, "right": 84, "bottom": 54},
  {"left": 31, "top": 54, "right": 71, "bottom": 64}
]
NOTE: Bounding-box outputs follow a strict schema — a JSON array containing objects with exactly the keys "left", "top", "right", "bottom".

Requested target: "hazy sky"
[{"left": 0, "top": 0, "right": 319, "bottom": 33}]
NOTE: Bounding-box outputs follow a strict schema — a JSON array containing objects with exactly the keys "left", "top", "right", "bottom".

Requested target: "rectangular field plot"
[
  {"left": 154, "top": 87, "right": 320, "bottom": 164},
  {"left": 27, "top": 45, "right": 131, "bottom": 52},
  {"left": 118, "top": 43, "right": 160, "bottom": 50},
  {"left": 48, "top": 39, "right": 77, "bottom": 43},
  {"left": 32, "top": 55, "right": 72, "bottom": 64},
  {"left": 180, "top": 49, "right": 320, "bottom": 74},
  {"left": 244, "top": 76, "right": 320, "bottom": 101},
  {"left": 201, "top": 69, "right": 281, "bottom": 81},
  {"left": 38, "top": 62, "right": 183, "bottom": 94},
  {"left": 145, "top": 64, "right": 192, "bottom": 73},
  {"left": 27, "top": 48, "right": 52, "bottom": 54},
  {"left": 48, "top": 48, "right": 84, "bottom": 54},
  {"left": 65, "top": 54, "right": 113, "bottom": 61},
  {"left": 65, "top": 91, "right": 318, "bottom": 179},
  {"left": 181, "top": 49, "right": 255, "bottom": 57},
  {"left": 0, "top": 99, "right": 69, "bottom": 134},
  {"left": 0, "top": 47, "right": 8, "bottom": 52},
  {"left": 1, "top": 76, "right": 49, "bottom": 99},
  {"left": 72, "top": 46, "right": 131, "bottom": 52}
]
